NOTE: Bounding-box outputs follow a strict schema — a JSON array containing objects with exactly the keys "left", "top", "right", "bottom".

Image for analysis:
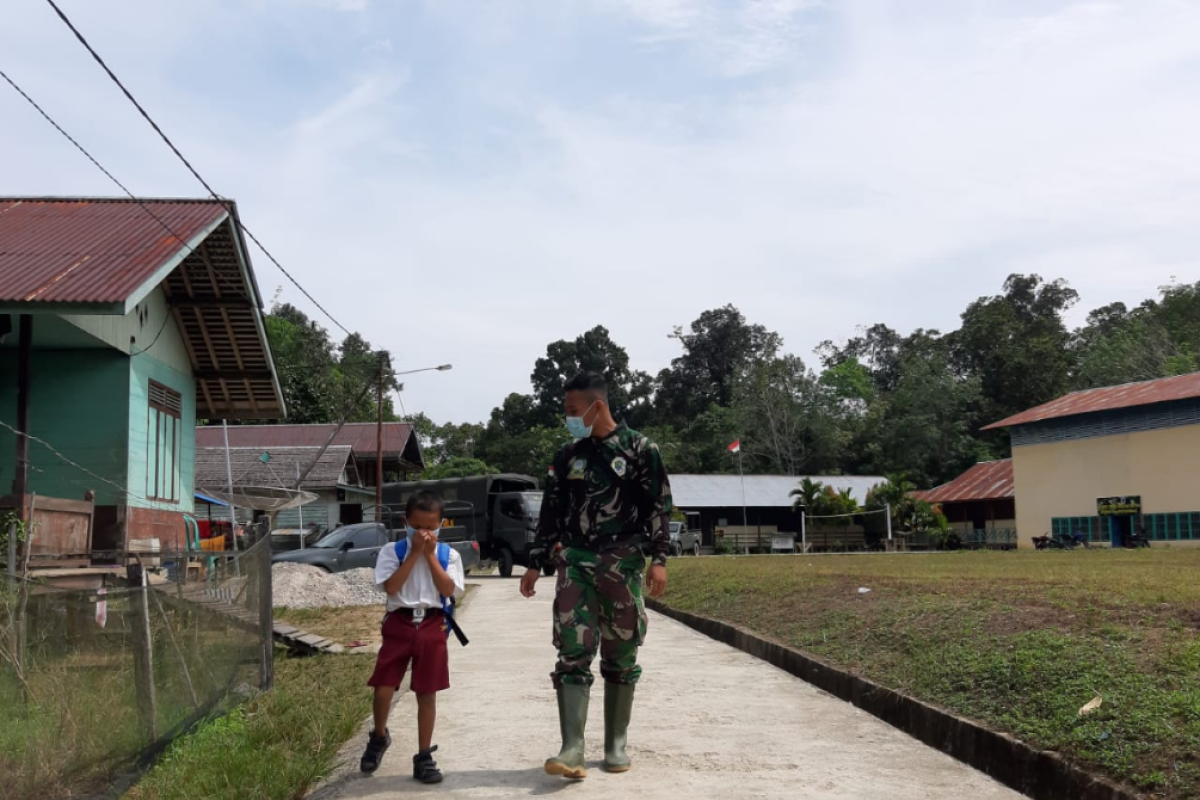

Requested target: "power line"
[
  {"left": 0, "top": 418, "right": 156, "bottom": 507},
  {"left": 0, "top": 66, "right": 203, "bottom": 262},
  {"left": 43, "top": 0, "right": 353, "bottom": 338},
  {"left": 2, "top": 61, "right": 383, "bottom": 403}
]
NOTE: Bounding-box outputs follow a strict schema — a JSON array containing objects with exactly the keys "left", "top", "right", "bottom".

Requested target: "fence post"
[
  {"left": 128, "top": 564, "right": 158, "bottom": 741},
  {"left": 257, "top": 540, "right": 274, "bottom": 691}
]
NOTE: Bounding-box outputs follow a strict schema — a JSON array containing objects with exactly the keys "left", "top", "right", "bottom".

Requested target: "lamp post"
[{"left": 376, "top": 363, "right": 453, "bottom": 521}]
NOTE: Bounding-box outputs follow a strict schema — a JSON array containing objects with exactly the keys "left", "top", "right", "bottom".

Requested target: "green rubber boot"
[
  {"left": 545, "top": 683, "right": 590, "bottom": 779},
  {"left": 602, "top": 682, "right": 635, "bottom": 773}
]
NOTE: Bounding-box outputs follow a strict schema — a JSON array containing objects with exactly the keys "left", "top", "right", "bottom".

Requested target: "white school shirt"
[{"left": 374, "top": 535, "right": 466, "bottom": 613}]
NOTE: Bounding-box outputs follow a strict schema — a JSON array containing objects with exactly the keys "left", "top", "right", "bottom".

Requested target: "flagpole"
[{"left": 738, "top": 447, "right": 747, "bottom": 537}]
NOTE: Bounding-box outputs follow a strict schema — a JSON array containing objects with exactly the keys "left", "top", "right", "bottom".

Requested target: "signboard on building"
[{"left": 1097, "top": 496, "right": 1141, "bottom": 516}]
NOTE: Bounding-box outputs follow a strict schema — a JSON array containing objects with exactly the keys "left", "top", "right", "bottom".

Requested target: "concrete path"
[{"left": 319, "top": 577, "right": 1025, "bottom": 799}]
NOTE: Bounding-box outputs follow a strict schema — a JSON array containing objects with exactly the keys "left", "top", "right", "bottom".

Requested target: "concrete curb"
[{"left": 646, "top": 598, "right": 1140, "bottom": 800}]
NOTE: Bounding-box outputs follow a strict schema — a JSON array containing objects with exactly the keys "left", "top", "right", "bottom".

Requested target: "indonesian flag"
[{"left": 728, "top": 439, "right": 741, "bottom": 453}]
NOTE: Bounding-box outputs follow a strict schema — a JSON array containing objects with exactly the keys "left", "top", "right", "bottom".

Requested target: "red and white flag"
[{"left": 728, "top": 439, "right": 741, "bottom": 454}]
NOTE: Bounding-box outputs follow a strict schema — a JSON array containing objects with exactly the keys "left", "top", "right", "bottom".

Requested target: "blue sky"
[{"left": 3, "top": 1, "right": 1199, "bottom": 422}]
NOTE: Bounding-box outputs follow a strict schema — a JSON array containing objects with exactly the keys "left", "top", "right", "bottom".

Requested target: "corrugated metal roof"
[
  {"left": 670, "top": 474, "right": 886, "bottom": 509},
  {"left": 983, "top": 371, "right": 1200, "bottom": 430},
  {"left": 914, "top": 460, "right": 1014, "bottom": 504},
  {"left": 194, "top": 445, "right": 357, "bottom": 491},
  {"left": 196, "top": 423, "right": 416, "bottom": 458},
  {"left": 0, "top": 198, "right": 227, "bottom": 305}
]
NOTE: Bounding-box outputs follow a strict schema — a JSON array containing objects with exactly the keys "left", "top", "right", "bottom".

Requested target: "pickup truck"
[
  {"left": 669, "top": 520, "right": 702, "bottom": 557},
  {"left": 270, "top": 521, "right": 481, "bottom": 575}
]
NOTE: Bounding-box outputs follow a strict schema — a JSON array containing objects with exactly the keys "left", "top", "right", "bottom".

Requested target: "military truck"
[{"left": 382, "top": 474, "right": 543, "bottom": 578}]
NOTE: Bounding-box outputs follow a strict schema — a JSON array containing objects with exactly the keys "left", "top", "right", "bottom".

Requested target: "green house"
[{"left": 0, "top": 198, "right": 285, "bottom": 556}]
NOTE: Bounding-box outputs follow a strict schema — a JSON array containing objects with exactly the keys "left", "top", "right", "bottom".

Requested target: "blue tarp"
[{"left": 194, "top": 491, "right": 230, "bottom": 507}]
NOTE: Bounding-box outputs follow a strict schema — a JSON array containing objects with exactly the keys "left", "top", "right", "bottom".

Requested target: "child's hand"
[{"left": 420, "top": 530, "right": 438, "bottom": 553}]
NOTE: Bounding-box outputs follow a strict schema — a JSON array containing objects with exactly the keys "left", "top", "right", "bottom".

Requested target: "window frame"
[{"left": 146, "top": 380, "right": 183, "bottom": 503}]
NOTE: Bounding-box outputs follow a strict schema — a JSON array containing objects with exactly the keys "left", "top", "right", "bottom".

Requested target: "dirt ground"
[{"left": 310, "top": 577, "right": 1023, "bottom": 799}]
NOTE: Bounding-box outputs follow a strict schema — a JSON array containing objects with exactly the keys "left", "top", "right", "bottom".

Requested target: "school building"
[{"left": 983, "top": 371, "right": 1200, "bottom": 548}]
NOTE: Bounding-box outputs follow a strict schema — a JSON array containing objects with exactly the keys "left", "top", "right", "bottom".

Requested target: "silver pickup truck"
[
  {"left": 271, "top": 521, "right": 481, "bottom": 575},
  {"left": 669, "top": 521, "right": 702, "bottom": 557}
]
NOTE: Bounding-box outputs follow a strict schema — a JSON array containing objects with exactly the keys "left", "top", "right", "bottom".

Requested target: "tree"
[
  {"left": 733, "top": 356, "right": 843, "bottom": 475},
  {"left": 656, "top": 305, "right": 782, "bottom": 423},
  {"left": 790, "top": 477, "right": 825, "bottom": 512},
  {"left": 251, "top": 304, "right": 399, "bottom": 425},
  {"left": 950, "top": 274, "right": 1079, "bottom": 424},
  {"left": 421, "top": 456, "right": 498, "bottom": 480},
  {"left": 530, "top": 326, "right": 649, "bottom": 426},
  {"left": 865, "top": 474, "right": 917, "bottom": 533}
]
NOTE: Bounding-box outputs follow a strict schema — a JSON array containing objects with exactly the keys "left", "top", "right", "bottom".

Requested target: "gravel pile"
[{"left": 272, "top": 563, "right": 383, "bottom": 609}]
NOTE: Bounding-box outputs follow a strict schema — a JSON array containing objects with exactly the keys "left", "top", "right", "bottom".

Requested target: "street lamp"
[
  {"left": 376, "top": 363, "right": 453, "bottom": 521},
  {"left": 395, "top": 364, "right": 453, "bottom": 376}
]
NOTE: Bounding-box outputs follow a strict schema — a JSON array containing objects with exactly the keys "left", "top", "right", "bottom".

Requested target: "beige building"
[{"left": 984, "top": 372, "right": 1200, "bottom": 548}]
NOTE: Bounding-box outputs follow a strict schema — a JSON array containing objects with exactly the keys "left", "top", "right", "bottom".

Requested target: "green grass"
[
  {"left": 664, "top": 550, "right": 1200, "bottom": 798},
  {"left": 126, "top": 649, "right": 373, "bottom": 800}
]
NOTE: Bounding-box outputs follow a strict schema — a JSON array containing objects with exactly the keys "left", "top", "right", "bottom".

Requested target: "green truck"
[{"left": 382, "top": 474, "right": 543, "bottom": 578}]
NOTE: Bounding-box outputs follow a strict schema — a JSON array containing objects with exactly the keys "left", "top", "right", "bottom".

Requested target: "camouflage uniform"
[{"left": 529, "top": 424, "right": 673, "bottom": 688}]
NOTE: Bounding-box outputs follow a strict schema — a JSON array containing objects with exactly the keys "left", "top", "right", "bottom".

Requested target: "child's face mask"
[{"left": 406, "top": 524, "right": 440, "bottom": 539}]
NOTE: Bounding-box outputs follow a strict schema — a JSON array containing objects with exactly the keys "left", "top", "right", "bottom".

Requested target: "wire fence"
[{"left": 0, "top": 536, "right": 273, "bottom": 800}]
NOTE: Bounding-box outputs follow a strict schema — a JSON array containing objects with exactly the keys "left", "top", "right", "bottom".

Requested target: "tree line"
[{"left": 260, "top": 276, "right": 1200, "bottom": 490}]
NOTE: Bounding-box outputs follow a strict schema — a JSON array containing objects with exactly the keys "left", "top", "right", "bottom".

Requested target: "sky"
[{"left": 3, "top": 0, "right": 1199, "bottom": 423}]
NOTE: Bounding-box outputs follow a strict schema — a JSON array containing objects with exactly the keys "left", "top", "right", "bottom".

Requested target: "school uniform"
[{"left": 368, "top": 534, "right": 465, "bottom": 694}]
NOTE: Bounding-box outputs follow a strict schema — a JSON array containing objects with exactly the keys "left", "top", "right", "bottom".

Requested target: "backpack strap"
[{"left": 394, "top": 538, "right": 409, "bottom": 561}]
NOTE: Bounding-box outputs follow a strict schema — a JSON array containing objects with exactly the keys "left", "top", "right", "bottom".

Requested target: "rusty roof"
[
  {"left": 0, "top": 198, "right": 228, "bottom": 307},
  {"left": 915, "top": 460, "right": 1014, "bottom": 504},
  {"left": 0, "top": 197, "right": 285, "bottom": 420},
  {"left": 196, "top": 423, "right": 422, "bottom": 466},
  {"left": 983, "top": 371, "right": 1200, "bottom": 430}
]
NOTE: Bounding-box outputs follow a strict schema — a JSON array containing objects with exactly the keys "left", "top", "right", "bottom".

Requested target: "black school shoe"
[
  {"left": 360, "top": 729, "right": 391, "bottom": 773},
  {"left": 413, "top": 745, "right": 444, "bottom": 784}
]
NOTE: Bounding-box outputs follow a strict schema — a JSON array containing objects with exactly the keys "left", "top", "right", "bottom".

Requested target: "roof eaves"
[
  {"left": 122, "top": 208, "right": 230, "bottom": 314},
  {"left": 221, "top": 208, "right": 286, "bottom": 419}
]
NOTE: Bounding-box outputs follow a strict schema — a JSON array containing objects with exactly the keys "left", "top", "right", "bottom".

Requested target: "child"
[{"left": 360, "top": 490, "right": 465, "bottom": 783}]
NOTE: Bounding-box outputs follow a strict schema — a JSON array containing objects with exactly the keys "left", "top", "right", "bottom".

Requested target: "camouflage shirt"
[{"left": 529, "top": 425, "right": 673, "bottom": 569}]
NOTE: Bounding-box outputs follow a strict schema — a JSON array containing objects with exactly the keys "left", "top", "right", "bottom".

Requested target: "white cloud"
[
  {"left": 2, "top": 0, "right": 1199, "bottom": 424},
  {"left": 595, "top": 0, "right": 820, "bottom": 75}
]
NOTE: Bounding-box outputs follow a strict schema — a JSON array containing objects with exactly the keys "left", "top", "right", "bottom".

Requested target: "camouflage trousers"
[{"left": 551, "top": 545, "right": 647, "bottom": 688}]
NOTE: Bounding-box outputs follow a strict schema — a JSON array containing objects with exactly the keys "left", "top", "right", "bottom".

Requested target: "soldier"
[{"left": 520, "top": 370, "right": 672, "bottom": 780}]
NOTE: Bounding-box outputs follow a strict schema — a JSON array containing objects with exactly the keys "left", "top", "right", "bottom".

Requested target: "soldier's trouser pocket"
[{"left": 595, "top": 551, "right": 646, "bottom": 685}]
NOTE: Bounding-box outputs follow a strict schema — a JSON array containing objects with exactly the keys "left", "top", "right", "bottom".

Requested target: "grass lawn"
[
  {"left": 664, "top": 549, "right": 1200, "bottom": 799},
  {"left": 127, "top": 586, "right": 477, "bottom": 800},
  {"left": 126, "top": 606, "right": 378, "bottom": 800}
]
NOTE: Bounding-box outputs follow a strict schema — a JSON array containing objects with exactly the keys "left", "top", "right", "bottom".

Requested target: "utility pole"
[
  {"left": 375, "top": 352, "right": 385, "bottom": 523},
  {"left": 10, "top": 315, "right": 32, "bottom": 575}
]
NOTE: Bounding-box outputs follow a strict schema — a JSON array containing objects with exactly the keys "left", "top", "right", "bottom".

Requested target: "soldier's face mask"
[{"left": 565, "top": 401, "right": 597, "bottom": 439}]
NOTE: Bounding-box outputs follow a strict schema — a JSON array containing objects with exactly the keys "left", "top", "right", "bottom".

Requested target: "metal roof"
[
  {"left": 914, "top": 460, "right": 1014, "bottom": 504},
  {"left": 0, "top": 198, "right": 227, "bottom": 306},
  {"left": 983, "top": 371, "right": 1200, "bottom": 430},
  {"left": 195, "top": 423, "right": 423, "bottom": 468},
  {"left": 0, "top": 197, "right": 285, "bottom": 420},
  {"left": 194, "top": 445, "right": 358, "bottom": 491},
  {"left": 669, "top": 474, "right": 886, "bottom": 509}
]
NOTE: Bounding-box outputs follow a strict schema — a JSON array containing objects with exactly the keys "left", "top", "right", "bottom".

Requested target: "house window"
[{"left": 147, "top": 381, "right": 183, "bottom": 503}]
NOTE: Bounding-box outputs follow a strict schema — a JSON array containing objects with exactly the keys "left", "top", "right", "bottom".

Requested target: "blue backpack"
[{"left": 393, "top": 539, "right": 467, "bottom": 645}]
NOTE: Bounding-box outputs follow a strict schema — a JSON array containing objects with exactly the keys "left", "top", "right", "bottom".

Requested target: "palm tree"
[
  {"left": 867, "top": 473, "right": 917, "bottom": 531},
  {"left": 790, "top": 477, "right": 824, "bottom": 512}
]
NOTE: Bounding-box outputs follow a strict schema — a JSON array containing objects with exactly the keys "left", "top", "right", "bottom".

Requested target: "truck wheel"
[
  {"left": 693, "top": 542, "right": 701, "bottom": 557},
  {"left": 498, "top": 548, "right": 514, "bottom": 578}
]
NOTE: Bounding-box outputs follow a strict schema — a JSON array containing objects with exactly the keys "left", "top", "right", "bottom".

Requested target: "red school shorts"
[{"left": 368, "top": 608, "right": 451, "bottom": 694}]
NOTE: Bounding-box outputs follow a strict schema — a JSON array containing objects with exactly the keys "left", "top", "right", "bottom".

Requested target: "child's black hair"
[{"left": 405, "top": 489, "right": 444, "bottom": 519}]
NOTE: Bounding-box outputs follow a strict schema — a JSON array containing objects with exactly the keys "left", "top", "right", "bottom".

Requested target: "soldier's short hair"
[
  {"left": 406, "top": 489, "right": 444, "bottom": 519},
  {"left": 564, "top": 370, "right": 608, "bottom": 401}
]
